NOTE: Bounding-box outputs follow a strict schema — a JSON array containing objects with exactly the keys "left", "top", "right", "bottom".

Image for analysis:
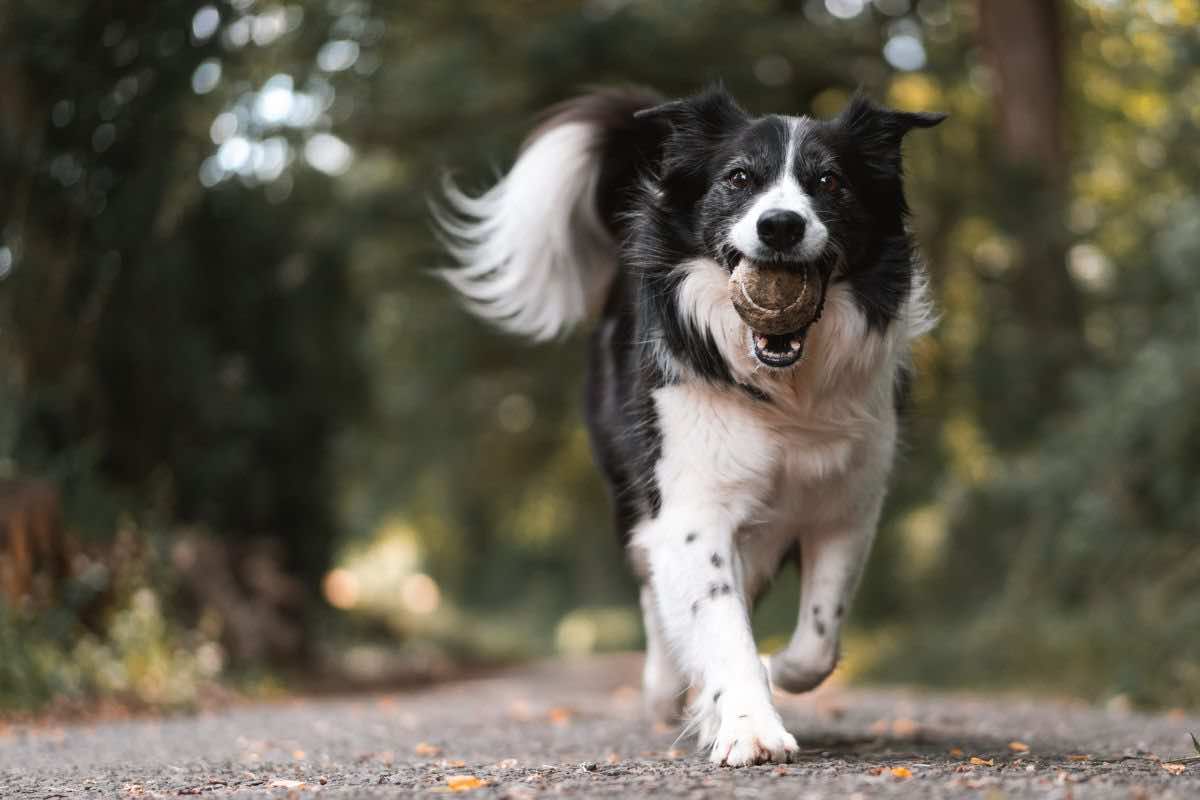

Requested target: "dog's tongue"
[{"left": 729, "top": 261, "right": 822, "bottom": 335}]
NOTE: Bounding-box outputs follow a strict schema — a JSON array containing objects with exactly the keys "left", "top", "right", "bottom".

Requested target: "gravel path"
[{"left": 3, "top": 654, "right": 1198, "bottom": 798}]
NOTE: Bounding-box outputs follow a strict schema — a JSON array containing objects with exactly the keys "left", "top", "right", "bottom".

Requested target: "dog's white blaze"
[
  {"left": 434, "top": 122, "right": 615, "bottom": 341},
  {"left": 728, "top": 118, "right": 829, "bottom": 261}
]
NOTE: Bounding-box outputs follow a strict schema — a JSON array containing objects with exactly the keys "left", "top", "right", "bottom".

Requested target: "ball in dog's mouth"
[{"left": 730, "top": 260, "right": 825, "bottom": 368}]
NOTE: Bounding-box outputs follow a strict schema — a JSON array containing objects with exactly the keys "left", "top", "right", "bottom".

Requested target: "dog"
[{"left": 435, "top": 85, "right": 944, "bottom": 766}]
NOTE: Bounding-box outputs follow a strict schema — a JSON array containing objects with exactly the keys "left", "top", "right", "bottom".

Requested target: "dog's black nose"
[{"left": 756, "top": 209, "right": 806, "bottom": 251}]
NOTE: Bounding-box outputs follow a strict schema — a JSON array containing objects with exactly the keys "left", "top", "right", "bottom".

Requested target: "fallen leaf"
[
  {"left": 268, "top": 779, "right": 304, "bottom": 789},
  {"left": 892, "top": 719, "right": 920, "bottom": 737},
  {"left": 441, "top": 759, "right": 467, "bottom": 768},
  {"left": 496, "top": 758, "right": 519, "bottom": 769},
  {"left": 415, "top": 742, "right": 442, "bottom": 757},
  {"left": 606, "top": 752, "right": 620, "bottom": 764},
  {"left": 1009, "top": 741, "right": 1030, "bottom": 753},
  {"left": 868, "top": 767, "right": 885, "bottom": 776},
  {"left": 447, "top": 775, "right": 487, "bottom": 791},
  {"left": 1191, "top": 732, "right": 1200, "bottom": 755},
  {"left": 891, "top": 766, "right": 913, "bottom": 779},
  {"left": 970, "top": 757, "right": 994, "bottom": 767},
  {"left": 1162, "top": 762, "right": 1186, "bottom": 776},
  {"left": 291, "top": 749, "right": 306, "bottom": 760},
  {"left": 868, "top": 719, "right": 888, "bottom": 735},
  {"left": 665, "top": 748, "right": 685, "bottom": 759},
  {"left": 1067, "top": 754, "right": 1090, "bottom": 762},
  {"left": 547, "top": 707, "right": 573, "bottom": 725},
  {"left": 948, "top": 747, "right": 964, "bottom": 757}
]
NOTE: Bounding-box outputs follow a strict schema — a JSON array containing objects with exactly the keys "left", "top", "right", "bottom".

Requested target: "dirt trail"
[{"left": 3, "top": 654, "right": 1198, "bottom": 798}]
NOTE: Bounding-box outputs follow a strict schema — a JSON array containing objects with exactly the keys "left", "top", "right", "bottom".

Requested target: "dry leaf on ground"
[
  {"left": 547, "top": 707, "right": 573, "bottom": 725},
  {"left": 1162, "top": 762, "right": 1186, "bottom": 776},
  {"left": 446, "top": 775, "right": 487, "bottom": 791},
  {"left": 268, "top": 779, "right": 304, "bottom": 789},
  {"left": 1008, "top": 741, "right": 1030, "bottom": 752},
  {"left": 948, "top": 747, "right": 964, "bottom": 757},
  {"left": 891, "top": 766, "right": 913, "bottom": 779},
  {"left": 970, "top": 757, "right": 994, "bottom": 767},
  {"left": 414, "top": 742, "right": 442, "bottom": 757}
]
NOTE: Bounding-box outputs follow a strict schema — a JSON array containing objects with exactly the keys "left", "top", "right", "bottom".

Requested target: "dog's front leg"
[{"left": 639, "top": 509, "right": 798, "bottom": 766}]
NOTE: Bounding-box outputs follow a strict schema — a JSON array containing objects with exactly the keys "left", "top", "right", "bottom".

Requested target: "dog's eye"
[
  {"left": 818, "top": 172, "right": 841, "bottom": 193},
  {"left": 725, "top": 169, "right": 750, "bottom": 190}
]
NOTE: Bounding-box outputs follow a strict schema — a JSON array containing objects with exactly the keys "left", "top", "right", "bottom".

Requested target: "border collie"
[{"left": 435, "top": 85, "right": 944, "bottom": 767}]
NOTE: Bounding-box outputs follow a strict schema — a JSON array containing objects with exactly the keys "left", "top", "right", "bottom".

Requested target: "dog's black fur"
[{"left": 568, "top": 86, "right": 943, "bottom": 543}]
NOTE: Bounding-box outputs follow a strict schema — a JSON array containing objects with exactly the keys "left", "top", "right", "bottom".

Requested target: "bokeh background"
[{"left": 2, "top": 0, "right": 1198, "bottom": 716}]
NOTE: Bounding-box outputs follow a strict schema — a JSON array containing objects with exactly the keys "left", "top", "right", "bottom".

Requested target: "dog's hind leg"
[{"left": 640, "top": 585, "right": 687, "bottom": 723}]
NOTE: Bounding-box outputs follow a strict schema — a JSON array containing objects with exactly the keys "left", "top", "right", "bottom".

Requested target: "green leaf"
[{"left": 1190, "top": 732, "right": 1200, "bottom": 756}]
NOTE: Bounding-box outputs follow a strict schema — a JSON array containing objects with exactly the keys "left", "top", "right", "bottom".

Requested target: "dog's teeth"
[
  {"left": 756, "top": 336, "right": 769, "bottom": 350},
  {"left": 790, "top": 338, "right": 802, "bottom": 351}
]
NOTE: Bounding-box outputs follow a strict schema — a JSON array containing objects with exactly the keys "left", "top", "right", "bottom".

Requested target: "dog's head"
[{"left": 637, "top": 87, "right": 944, "bottom": 368}]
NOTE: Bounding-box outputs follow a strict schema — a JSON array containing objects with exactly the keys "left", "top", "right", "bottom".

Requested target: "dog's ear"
[
  {"left": 837, "top": 90, "right": 946, "bottom": 177},
  {"left": 634, "top": 84, "right": 747, "bottom": 134},
  {"left": 634, "top": 85, "right": 749, "bottom": 195}
]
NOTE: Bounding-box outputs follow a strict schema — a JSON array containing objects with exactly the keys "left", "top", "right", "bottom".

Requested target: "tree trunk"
[{"left": 977, "top": 0, "right": 1082, "bottom": 426}]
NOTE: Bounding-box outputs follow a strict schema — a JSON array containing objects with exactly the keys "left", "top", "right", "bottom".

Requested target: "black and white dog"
[{"left": 436, "top": 86, "right": 944, "bottom": 766}]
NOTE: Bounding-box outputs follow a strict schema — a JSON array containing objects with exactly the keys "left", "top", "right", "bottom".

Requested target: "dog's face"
[{"left": 641, "top": 88, "right": 944, "bottom": 368}]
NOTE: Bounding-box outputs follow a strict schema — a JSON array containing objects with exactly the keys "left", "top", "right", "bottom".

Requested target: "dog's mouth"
[
  {"left": 730, "top": 259, "right": 827, "bottom": 369},
  {"left": 751, "top": 328, "right": 809, "bottom": 368}
]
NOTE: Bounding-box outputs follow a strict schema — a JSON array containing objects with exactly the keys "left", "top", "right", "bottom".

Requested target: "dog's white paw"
[{"left": 708, "top": 709, "right": 798, "bottom": 767}]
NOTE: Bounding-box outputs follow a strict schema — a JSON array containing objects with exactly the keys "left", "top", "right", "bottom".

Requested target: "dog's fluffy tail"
[{"left": 434, "top": 88, "right": 664, "bottom": 341}]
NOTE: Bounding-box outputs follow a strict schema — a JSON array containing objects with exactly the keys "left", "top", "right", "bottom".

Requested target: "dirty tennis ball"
[{"left": 729, "top": 262, "right": 822, "bottom": 335}]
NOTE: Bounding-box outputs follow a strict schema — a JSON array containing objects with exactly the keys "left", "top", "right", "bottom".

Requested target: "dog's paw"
[{"left": 708, "top": 709, "right": 798, "bottom": 767}]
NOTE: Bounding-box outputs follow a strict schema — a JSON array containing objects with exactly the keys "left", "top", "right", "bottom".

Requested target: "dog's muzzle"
[{"left": 730, "top": 260, "right": 828, "bottom": 368}]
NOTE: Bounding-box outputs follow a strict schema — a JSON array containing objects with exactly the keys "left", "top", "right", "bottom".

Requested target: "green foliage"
[{"left": 1, "top": 0, "right": 1198, "bottom": 711}]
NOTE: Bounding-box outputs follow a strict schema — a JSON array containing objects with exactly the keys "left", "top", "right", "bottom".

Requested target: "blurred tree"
[{"left": 0, "top": 1, "right": 364, "bottom": 651}]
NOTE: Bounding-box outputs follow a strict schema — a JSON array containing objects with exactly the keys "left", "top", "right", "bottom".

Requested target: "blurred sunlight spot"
[
  {"left": 217, "top": 136, "right": 251, "bottom": 172},
  {"left": 887, "top": 73, "right": 941, "bottom": 110},
  {"left": 223, "top": 16, "right": 251, "bottom": 48},
  {"left": 0, "top": 246, "right": 12, "bottom": 280},
  {"left": 51, "top": 99, "right": 74, "bottom": 127},
  {"left": 1068, "top": 243, "right": 1115, "bottom": 291},
  {"left": 255, "top": 73, "right": 294, "bottom": 124},
  {"left": 753, "top": 55, "right": 793, "bottom": 87},
  {"left": 825, "top": 0, "right": 865, "bottom": 19},
  {"left": 400, "top": 573, "right": 440, "bottom": 615},
  {"left": 253, "top": 136, "right": 290, "bottom": 182},
  {"left": 198, "top": 157, "right": 224, "bottom": 188},
  {"left": 285, "top": 91, "right": 322, "bottom": 127},
  {"left": 92, "top": 122, "right": 116, "bottom": 153},
  {"left": 811, "top": 87, "right": 850, "bottom": 119},
  {"left": 899, "top": 505, "right": 947, "bottom": 580},
  {"left": 941, "top": 414, "right": 994, "bottom": 484},
  {"left": 323, "top": 568, "right": 360, "bottom": 609},
  {"left": 556, "top": 614, "right": 597, "bottom": 656},
  {"left": 317, "top": 40, "right": 360, "bottom": 72},
  {"left": 973, "top": 236, "right": 1014, "bottom": 276},
  {"left": 497, "top": 393, "right": 535, "bottom": 433},
  {"left": 191, "top": 59, "right": 222, "bottom": 94},
  {"left": 192, "top": 6, "right": 220, "bottom": 42},
  {"left": 251, "top": 7, "right": 289, "bottom": 45},
  {"left": 883, "top": 34, "right": 926, "bottom": 71},
  {"left": 304, "top": 132, "right": 353, "bottom": 175},
  {"left": 555, "top": 608, "right": 641, "bottom": 655},
  {"left": 210, "top": 111, "right": 238, "bottom": 144}
]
